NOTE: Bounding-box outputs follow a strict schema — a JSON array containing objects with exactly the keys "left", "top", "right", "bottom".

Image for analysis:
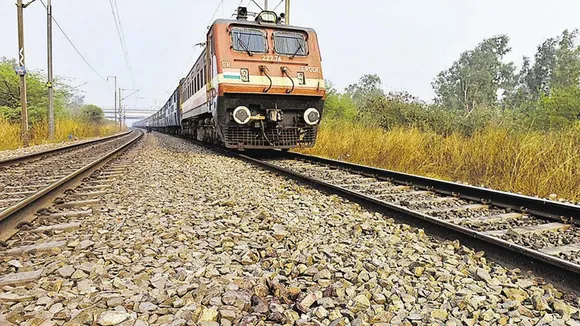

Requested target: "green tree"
[
  {"left": 552, "top": 29, "right": 580, "bottom": 90},
  {"left": 80, "top": 104, "right": 104, "bottom": 123},
  {"left": 345, "top": 74, "right": 385, "bottom": 107},
  {"left": 432, "top": 35, "right": 516, "bottom": 113},
  {"left": 324, "top": 92, "right": 358, "bottom": 121},
  {"left": 529, "top": 37, "right": 558, "bottom": 98},
  {"left": 535, "top": 86, "right": 580, "bottom": 129},
  {"left": 507, "top": 30, "right": 580, "bottom": 106},
  {"left": 0, "top": 57, "right": 74, "bottom": 123}
]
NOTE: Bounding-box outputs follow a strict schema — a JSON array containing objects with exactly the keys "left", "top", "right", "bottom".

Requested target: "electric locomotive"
[{"left": 135, "top": 7, "right": 325, "bottom": 150}]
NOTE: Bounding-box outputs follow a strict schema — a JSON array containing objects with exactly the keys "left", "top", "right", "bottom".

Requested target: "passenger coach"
[{"left": 136, "top": 8, "right": 325, "bottom": 150}]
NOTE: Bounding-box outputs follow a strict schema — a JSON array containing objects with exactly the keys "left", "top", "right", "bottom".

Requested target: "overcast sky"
[{"left": 1, "top": 0, "right": 579, "bottom": 115}]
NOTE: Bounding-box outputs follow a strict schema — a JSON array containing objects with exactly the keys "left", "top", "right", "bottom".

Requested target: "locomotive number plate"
[{"left": 262, "top": 55, "right": 282, "bottom": 62}]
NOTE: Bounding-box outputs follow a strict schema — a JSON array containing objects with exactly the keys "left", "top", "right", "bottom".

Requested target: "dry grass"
[
  {"left": 0, "top": 118, "right": 120, "bottom": 151},
  {"left": 299, "top": 120, "right": 580, "bottom": 201}
]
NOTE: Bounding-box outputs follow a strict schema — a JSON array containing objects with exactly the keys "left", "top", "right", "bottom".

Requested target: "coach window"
[
  {"left": 231, "top": 28, "right": 267, "bottom": 54},
  {"left": 273, "top": 31, "right": 308, "bottom": 57}
]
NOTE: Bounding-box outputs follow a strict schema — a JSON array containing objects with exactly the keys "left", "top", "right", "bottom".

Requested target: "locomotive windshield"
[
  {"left": 274, "top": 31, "right": 307, "bottom": 57},
  {"left": 231, "top": 28, "right": 267, "bottom": 54}
]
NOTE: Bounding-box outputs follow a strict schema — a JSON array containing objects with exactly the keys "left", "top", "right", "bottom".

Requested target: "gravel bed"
[
  {"left": 500, "top": 227, "right": 580, "bottom": 250},
  {"left": 0, "top": 134, "right": 123, "bottom": 161},
  {"left": 0, "top": 132, "right": 579, "bottom": 326},
  {"left": 557, "top": 251, "right": 580, "bottom": 264},
  {"left": 463, "top": 216, "right": 546, "bottom": 232}
]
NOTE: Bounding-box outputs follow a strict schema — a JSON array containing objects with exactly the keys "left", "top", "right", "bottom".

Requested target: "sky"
[{"left": 1, "top": 0, "right": 580, "bottom": 119}]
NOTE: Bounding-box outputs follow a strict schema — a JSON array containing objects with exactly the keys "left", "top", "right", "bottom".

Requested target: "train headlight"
[
  {"left": 257, "top": 11, "right": 277, "bottom": 24},
  {"left": 304, "top": 108, "right": 320, "bottom": 126},
  {"left": 233, "top": 106, "right": 251, "bottom": 125}
]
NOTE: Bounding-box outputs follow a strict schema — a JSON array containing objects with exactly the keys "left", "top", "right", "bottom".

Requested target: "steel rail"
[
  {"left": 0, "top": 130, "right": 132, "bottom": 168},
  {"left": 0, "top": 130, "right": 142, "bottom": 240},
  {"left": 231, "top": 150, "right": 580, "bottom": 292},
  {"left": 281, "top": 152, "right": 580, "bottom": 225}
]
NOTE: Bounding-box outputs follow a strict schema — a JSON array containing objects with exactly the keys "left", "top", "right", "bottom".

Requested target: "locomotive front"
[{"left": 210, "top": 10, "right": 325, "bottom": 150}]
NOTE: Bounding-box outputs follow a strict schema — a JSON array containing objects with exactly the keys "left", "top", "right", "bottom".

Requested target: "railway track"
[
  {"left": 234, "top": 150, "right": 580, "bottom": 291},
  {"left": 0, "top": 130, "right": 143, "bottom": 243},
  {"left": 1, "top": 133, "right": 578, "bottom": 325}
]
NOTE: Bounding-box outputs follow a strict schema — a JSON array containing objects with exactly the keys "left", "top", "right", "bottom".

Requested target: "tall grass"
[
  {"left": 0, "top": 118, "right": 119, "bottom": 151},
  {"left": 300, "top": 120, "right": 580, "bottom": 201}
]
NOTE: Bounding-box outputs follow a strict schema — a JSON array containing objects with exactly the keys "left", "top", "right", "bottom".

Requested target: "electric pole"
[
  {"left": 47, "top": 0, "right": 54, "bottom": 139},
  {"left": 285, "top": 0, "right": 290, "bottom": 25},
  {"left": 16, "top": 0, "right": 36, "bottom": 147},
  {"left": 107, "top": 76, "right": 117, "bottom": 123},
  {"left": 264, "top": 0, "right": 268, "bottom": 10},
  {"left": 118, "top": 87, "right": 122, "bottom": 130},
  {"left": 119, "top": 88, "right": 139, "bottom": 131}
]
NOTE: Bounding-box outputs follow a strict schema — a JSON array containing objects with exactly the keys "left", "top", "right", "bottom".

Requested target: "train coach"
[{"left": 135, "top": 7, "right": 325, "bottom": 150}]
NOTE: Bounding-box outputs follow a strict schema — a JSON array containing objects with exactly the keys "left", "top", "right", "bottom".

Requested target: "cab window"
[
  {"left": 231, "top": 28, "right": 268, "bottom": 54},
  {"left": 273, "top": 31, "right": 307, "bottom": 56}
]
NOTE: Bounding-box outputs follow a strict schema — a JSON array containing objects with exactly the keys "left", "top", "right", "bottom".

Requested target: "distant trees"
[
  {"left": 509, "top": 29, "right": 580, "bottom": 105},
  {"left": 425, "top": 29, "right": 580, "bottom": 131},
  {"left": 432, "top": 35, "right": 515, "bottom": 113},
  {"left": 325, "top": 29, "right": 580, "bottom": 135}
]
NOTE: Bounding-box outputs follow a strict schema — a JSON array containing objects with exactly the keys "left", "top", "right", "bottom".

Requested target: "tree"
[
  {"left": 529, "top": 37, "right": 558, "bottom": 98},
  {"left": 507, "top": 30, "right": 580, "bottom": 106},
  {"left": 345, "top": 74, "right": 385, "bottom": 107},
  {"left": 534, "top": 86, "right": 580, "bottom": 129},
  {"left": 80, "top": 104, "right": 104, "bottom": 123},
  {"left": 432, "top": 36, "right": 516, "bottom": 113},
  {"left": 552, "top": 29, "right": 580, "bottom": 90},
  {"left": 0, "top": 57, "right": 74, "bottom": 123}
]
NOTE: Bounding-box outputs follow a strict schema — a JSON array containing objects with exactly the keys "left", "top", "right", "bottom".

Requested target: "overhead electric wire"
[
  {"left": 272, "top": 0, "right": 284, "bottom": 11},
  {"left": 108, "top": 0, "right": 137, "bottom": 88},
  {"left": 178, "top": 0, "right": 225, "bottom": 77},
  {"left": 112, "top": 0, "right": 136, "bottom": 88},
  {"left": 38, "top": 0, "right": 108, "bottom": 83}
]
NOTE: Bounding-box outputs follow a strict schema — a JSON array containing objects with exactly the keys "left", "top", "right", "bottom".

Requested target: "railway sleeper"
[
  {"left": 451, "top": 212, "right": 526, "bottom": 225},
  {"left": 0, "top": 240, "right": 67, "bottom": 256},
  {"left": 77, "top": 185, "right": 111, "bottom": 191},
  {"left": 335, "top": 180, "right": 384, "bottom": 188},
  {"left": 1, "top": 191, "right": 37, "bottom": 196},
  {"left": 0, "top": 270, "right": 43, "bottom": 287},
  {"left": 420, "top": 203, "right": 489, "bottom": 214},
  {"left": 483, "top": 222, "right": 571, "bottom": 237},
  {"left": 67, "top": 191, "right": 108, "bottom": 198},
  {"left": 540, "top": 243, "right": 580, "bottom": 255},
  {"left": 55, "top": 199, "right": 100, "bottom": 209},
  {"left": 5, "top": 184, "right": 49, "bottom": 190},
  {"left": 29, "top": 222, "right": 82, "bottom": 234},
  {"left": 48, "top": 209, "right": 92, "bottom": 219},
  {"left": 364, "top": 185, "right": 413, "bottom": 195},
  {"left": 0, "top": 198, "right": 25, "bottom": 204},
  {"left": 399, "top": 196, "right": 460, "bottom": 206}
]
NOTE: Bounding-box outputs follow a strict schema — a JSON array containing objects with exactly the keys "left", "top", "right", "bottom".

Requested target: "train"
[{"left": 134, "top": 7, "right": 325, "bottom": 150}]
